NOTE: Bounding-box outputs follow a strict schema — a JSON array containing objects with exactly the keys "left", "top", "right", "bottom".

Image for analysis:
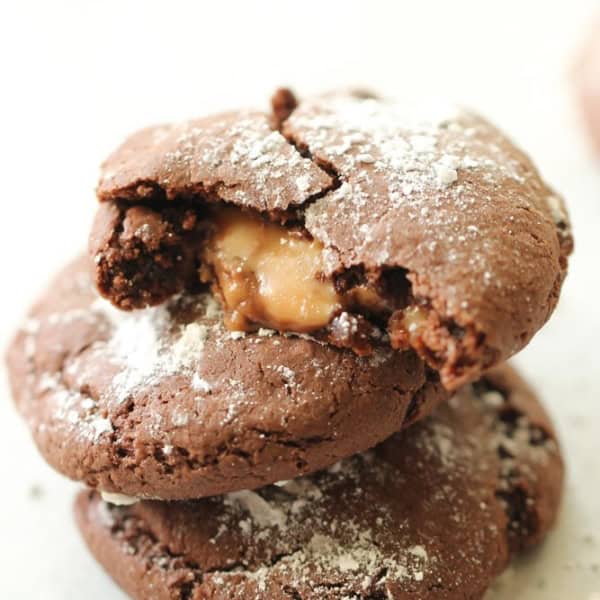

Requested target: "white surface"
[{"left": 0, "top": 1, "right": 599, "bottom": 598}]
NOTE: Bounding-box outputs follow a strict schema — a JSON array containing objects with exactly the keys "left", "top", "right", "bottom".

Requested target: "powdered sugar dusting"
[
  {"left": 92, "top": 370, "right": 561, "bottom": 596},
  {"left": 209, "top": 451, "right": 433, "bottom": 594},
  {"left": 191, "top": 373, "right": 212, "bottom": 393},
  {"left": 226, "top": 490, "right": 288, "bottom": 530},
  {"left": 94, "top": 299, "right": 210, "bottom": 403},
  {"left": 105, "top": 111, "right": 333, "bottom": 211},
  {"left": 199, "top": 380, "right": 553, "bottom": 596},
  {"left": 285, "top": 93, "right": 561, "bottom": 323},
  {"left": 48, "top": 385, "right": 114, "bottom": 443},
  {"left": 25, "top": 281, "right": 403, "bottom": 454}
]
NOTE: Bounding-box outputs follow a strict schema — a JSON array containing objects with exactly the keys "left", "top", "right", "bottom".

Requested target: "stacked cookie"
[{"left": 6, "top": 89, "right": 573, "bottom": 599}]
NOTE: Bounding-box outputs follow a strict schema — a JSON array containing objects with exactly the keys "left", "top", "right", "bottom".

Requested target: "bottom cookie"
[{"left": 75, "top": 366, "right": 563, "bottom": 600}]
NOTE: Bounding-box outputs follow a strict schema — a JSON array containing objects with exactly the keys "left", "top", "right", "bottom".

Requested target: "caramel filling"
[
  {"left": 401, "top": 305, "right": 430, "bottom": 342},
  {"left": 202, "top": 208, "right": 342, "bottom": 332},
  {"left": 201, "top": 207, "right": 423, "bottom": 348}
]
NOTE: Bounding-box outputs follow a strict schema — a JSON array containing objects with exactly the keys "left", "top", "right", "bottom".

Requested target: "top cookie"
[{"left": 91, "top": 89, "right": 572, "bottom": 389}]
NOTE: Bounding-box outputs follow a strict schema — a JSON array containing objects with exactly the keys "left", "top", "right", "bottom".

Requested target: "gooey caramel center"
[{"left": 204, "top": 208, "right": 342, "bottom": 332}]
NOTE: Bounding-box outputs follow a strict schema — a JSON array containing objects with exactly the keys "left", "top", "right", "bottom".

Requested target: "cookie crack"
[
  {"left": 248, "top": 427, "right": 335, "bottom": 449},
  {"left": 99, "top": 497, "right": 315, "bottom": 596},
  {"left": 269, "top": 95, "right": 509, "bottom": 389},
  {"left": 77, "top": 417, "right": 338, "bottom": 488},
  {"left": 268, "top": 88, "right": 344, "bottom": 223}
]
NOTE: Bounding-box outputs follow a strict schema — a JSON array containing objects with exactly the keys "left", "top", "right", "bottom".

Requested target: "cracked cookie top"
[
  {"left": 97, "top": 109, "right": 333, "bottom": 210},
  {"left": 75, "top": 365, "right": 564, "bottom": 600},
  {"left": 90, "top": 89, "right": 572, "bottom": 390},
  {"left": 5, "top": 255, "right": 446, "bottom": 500}
]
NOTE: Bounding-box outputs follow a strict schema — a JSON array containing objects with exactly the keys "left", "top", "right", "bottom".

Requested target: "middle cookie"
[{"left": 6, "top": 256, "right": 447, "bottom": 501}]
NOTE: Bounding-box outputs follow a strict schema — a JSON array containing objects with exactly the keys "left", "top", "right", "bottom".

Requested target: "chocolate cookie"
[
  {"left": 90, "top": 89, "right": 572, "bottom": 389},
  {"left": 6, "top": 256, "right": 446, "bottom": 500},
  {"left": 75, "top": 365, "right": 563, "bottom": 600}
]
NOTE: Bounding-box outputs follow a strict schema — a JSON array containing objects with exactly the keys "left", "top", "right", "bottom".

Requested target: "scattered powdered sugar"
[
  {"left": 275, "top": 478, "right": 323, "bottom": 501},
  {"left": 409, "top": 544, "right": 428, "bottom": 561},
  {"left": 226, "top": 490, "right": 288, "bottom": 530},
  {"left": 257, "top": 327, "right": 276, "bottom": 337},
  {"left": 20, "top": 306, "right": 117, "bottom": 443},
  {"left": 19, "top": 318, "right": 41, "bottom": 361},
  {"left": 48, "top": 384, "right": 114, "bottom": 443},
  {"left": 286, "top": 93, "right": 555, "bottom": 318},
  {"left": 170, "top": 408, "right": 190, "bottom": 427},
  {"left": 191, "top": 373, "right": 212, "bottom": 393},
  {"left": 272, "top": 364, "right": 295, "bottom": 383},
  {"left": 434, "top": 153, "right": 460, "bottom": 186},
  {"left": 356, "top": 153, "right": 376, "bottom": 164},
  {"left": 32, "top": 293, "right": 236, "bottom": 438},
  {"left": 95, "top": 378, "right": 561, "bottom": 596},
  {"left": 286, "top": 530, "right": 427, "bottom": 580},
  {"left": 90, "top": 416, "right": 113, "bottom": 437},
  {"left": 295, "top": 174, "right": 311, "bottom": 193},
  {"left": 435, "top": 163, "right": 459, "bottom": 186},
  {"left": 150, "top": 111, "right": 331, "bottom": 211},
  {"left": 206, "top": 451, "right": 434, "bottom": 594},
  {"left": 105, "top": 304, "right": 167, "bottom": 401},
  {"left": 228, "top": 330, "right": 246, "bottom": 340},
  {"left": 492, "top": 406, "right": 556, "bottom": 471},
  {"left": 331, "top": 311, "right": 359, "bottom": 339},
  {"left": 203, "top": 294, "right": 222, "bottom": 319},
  {"left": 430, "top": 422, "right": 457, "bottom": 468},
  {"left": 171, "top": 322, "right": 208, "bottom": 363},
  {"left": 93, "top": 298, "right": 210, "bottom": 403}
]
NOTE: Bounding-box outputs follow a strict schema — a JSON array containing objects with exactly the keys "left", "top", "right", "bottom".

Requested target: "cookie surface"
[
  {"left": 75, "top": 365, "right": 563, "bottom": 600},
  {"left": 91, "top": 89, "right": 572, "bottom": 389},
  {"left": 6, "top": 256, "right": 445, "bottom": 500}
]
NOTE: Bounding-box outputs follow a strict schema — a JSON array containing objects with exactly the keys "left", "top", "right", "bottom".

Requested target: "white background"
[{"left": 0, "top": 1, "right": 599, "bottom": 598}]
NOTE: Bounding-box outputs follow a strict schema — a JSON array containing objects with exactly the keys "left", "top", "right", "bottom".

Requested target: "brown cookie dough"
[
  {"left": 90, "top": 89, "right": 572, "bottom": 389},
  {"left": 5, "top": 255, "right": 446, "bottom": 501},
  {"left": 75, "top": 365, "right": 564, "bottom": 600}
]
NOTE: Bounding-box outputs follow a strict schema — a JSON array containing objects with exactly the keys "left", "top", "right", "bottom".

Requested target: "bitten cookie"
[
  {"left": 5, "top": 256, "right": 446, "bottom": 500},
  {"left": 90, "top": 89, "right": 572, "bottom": 389},
  {"left": 75, "top": 365, "right": 563, "bottom": 600}
]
